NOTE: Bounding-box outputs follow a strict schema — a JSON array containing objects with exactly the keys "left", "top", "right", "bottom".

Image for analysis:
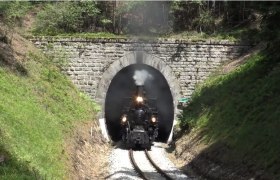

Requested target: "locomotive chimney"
[{"left": 136, "top": 85, "right": 144, "bottom": 96}]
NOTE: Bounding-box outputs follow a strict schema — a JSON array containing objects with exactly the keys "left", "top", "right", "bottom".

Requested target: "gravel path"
[
  {"left": 107, "top": 148, "right": 141, "bottom": 180},
  {"left": 107, "top": 142, "right": 189, "bottom": 180}
]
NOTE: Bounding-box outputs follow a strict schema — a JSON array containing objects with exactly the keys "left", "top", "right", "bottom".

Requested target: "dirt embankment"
[
  {"left": 66, "top": 121, "right": 111, "bottom": 179},
  {"left": 167, "top": 44, "right": 274, "bottom": 180},
  {"left": 1, "top": 25, "right": 111, "bottom": 179},
  {"left": 0, "top": 22, "right": 36, "bottom": 73},
  {"left": 169, "top": 129, "right": 269, "bottom": 180},
  {"left": 170, "top": 128, "right": 275, "bottom": 180}
]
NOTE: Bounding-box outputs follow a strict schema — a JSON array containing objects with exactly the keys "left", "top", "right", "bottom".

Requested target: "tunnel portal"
[{"left": 105, "top": 64, "right": 174, "bottom": 142}]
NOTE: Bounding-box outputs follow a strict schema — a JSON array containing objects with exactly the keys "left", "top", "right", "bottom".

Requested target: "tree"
[
  {"left": 34, "top": 2, "right": 100, "bottom": 35},
  {"left": 115, "top": 1, "right": 170, "bottom": 35}
]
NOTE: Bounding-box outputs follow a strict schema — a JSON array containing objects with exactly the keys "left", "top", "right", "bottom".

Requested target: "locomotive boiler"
[{"left": 120, "top": 85, "right": 158, "bottom": 149}]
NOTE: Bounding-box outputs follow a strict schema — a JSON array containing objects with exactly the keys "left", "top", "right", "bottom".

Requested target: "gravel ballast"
[{"left": 107, "top": 142, "right": 189, "bottom": 179}]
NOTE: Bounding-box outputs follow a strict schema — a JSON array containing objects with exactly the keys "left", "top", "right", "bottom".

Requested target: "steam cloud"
[{"left": 133, "top": 70, "right": 153, "bottom": 85}]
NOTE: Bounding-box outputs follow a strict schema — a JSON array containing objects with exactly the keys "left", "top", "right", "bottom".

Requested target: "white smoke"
[{"left": 133, "top": 70, "right": 153, "bottom": 85}]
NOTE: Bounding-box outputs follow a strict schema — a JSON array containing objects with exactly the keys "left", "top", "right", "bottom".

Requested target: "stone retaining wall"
[{"left": 31, "top": 37, "right": 252, "bottom": 101}]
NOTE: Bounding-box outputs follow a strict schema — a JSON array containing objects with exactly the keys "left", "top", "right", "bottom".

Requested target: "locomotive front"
[{"left": 120, "top": 85, "right": 158, "bottom": 149}]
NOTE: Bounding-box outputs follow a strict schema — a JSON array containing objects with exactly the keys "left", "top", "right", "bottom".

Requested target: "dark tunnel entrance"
[{"left": 105, "top": 64, "right": 174, "bottom": 142}]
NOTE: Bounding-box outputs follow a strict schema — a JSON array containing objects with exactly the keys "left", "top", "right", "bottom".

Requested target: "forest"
[{"left": 0, "top": 1, "right": 279, "bottom": 42}]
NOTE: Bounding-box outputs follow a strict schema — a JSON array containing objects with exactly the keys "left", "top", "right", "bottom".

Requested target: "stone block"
[{"left": 31, "top": 38, "right": 252, "bottom": 98}]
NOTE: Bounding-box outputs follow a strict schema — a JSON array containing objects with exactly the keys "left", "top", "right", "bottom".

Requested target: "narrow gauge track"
[{"left": 129, "top": 149, "right": 174, "bottom": 180}]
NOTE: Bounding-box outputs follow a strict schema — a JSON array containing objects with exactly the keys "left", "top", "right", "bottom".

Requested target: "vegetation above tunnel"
[{"left": 1, "top": 1, "right": 279, "bottom": 42}]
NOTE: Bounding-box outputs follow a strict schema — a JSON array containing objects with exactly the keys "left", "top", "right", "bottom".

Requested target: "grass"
[
  {"left": 29, "top": 31, "right": 167, "bottom": 41},
  {"left": 180, "top": 44, "right": 280, "bottom": 177},
  {"left": 0, "top": 51, "right": 99, "bottom": 179},
  {"left": 29, "top": 32, "right": 127, "bottom": 39},
  {"left": 36, "top": 27, "right": 261, "bottom": 43},
  {"left": 29, "top": 26, "right": 266, "bottom": 44},
  {"left": 164, "top": 28, "right": 262, "bottom": 43},
  {"left": 30, "top": 30, "right": 243, "bottom": 41}
]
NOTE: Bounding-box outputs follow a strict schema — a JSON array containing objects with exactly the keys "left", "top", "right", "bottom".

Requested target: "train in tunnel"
[
  {"left": 105, "top": 64, "right": 174, "bottom": 144},
  {"left": 120, "top": 85, "right": 158, "bottom": 149}
]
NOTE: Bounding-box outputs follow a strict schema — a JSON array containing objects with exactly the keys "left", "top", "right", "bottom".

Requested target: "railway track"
[{"left": 129, "top": 149, "right": 174, "bottom": 180}]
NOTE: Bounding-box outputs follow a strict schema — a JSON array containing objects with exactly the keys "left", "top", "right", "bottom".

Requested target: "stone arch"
[{"left": 96, "top": 51, "right": 181, "bottom": 143}]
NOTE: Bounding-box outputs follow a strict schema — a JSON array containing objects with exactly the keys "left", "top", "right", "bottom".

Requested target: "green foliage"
[
  {"left": 101, "top": 18, "right": 112, "bottom": 25},
  {"left": 0, "top": 1, "right": 31, "bottom": 26},
  {"left": 193, "top": 10, "right": 215, "bottom": 33},
  {"left": 100, "top": 18, "right": 112, "bottom": 31},
  {"left": 0, "top": 1, "right": 277, "bottom": 38},
  {"left": 170, "top": 1, "right": 280, "bottom": 39},
  {"left": 170, "top": 1, "right": 202, "bottom": 31},
  {"left": 0, "top": 51, "right": 99, "bottom": 178},
  {"left": 30, "top": 32, "right": 125, "bottom": 39},
  {"left": 116, "top": 1, "right": 146, "bottom": 14},
  {"left": 116, "top": 1, "right": 171, "bottom": 35},
  {"left": 180, "top": 46, "right": 280, "bottom": 177},
  {"left": 33, "top": 2, "right": 100, "bottom": 35}
]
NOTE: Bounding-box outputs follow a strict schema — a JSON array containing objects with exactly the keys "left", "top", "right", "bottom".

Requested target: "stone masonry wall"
[{"left": 31, "top": 37, "right": 252, "bottom": 100}]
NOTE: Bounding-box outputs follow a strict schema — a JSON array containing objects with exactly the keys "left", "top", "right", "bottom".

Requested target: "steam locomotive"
[{"left": 120, "top": 85, "right": 158, "bottom": 149}]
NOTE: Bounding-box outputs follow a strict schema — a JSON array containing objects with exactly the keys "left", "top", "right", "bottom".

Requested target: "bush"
[
  {"left": 33, "top": 2, "right": 100, "bottom": 35},
  {"left": 193, "top": 10, "right": 215, "bottom": 34},
  {"left": 0, "top": 2, "right": 31, "bottom": 26}
]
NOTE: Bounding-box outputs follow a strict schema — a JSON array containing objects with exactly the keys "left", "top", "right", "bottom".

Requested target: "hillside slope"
[
  {"left": 174, "top": 42, "right": 280, "bottom": 179},
  {"left": 0, "top": 31, "right": 100, "bottom": 179}
]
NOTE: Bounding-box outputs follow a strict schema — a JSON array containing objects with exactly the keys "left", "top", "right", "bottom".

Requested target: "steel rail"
[
  {"left": 129, "top": 149, "right": 148, "bottom": 180},
  {"left": 144, "top": 149, "right": 174, "bottom": 180}
]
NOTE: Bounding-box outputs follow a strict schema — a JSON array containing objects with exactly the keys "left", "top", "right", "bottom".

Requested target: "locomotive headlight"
[
  {"left": 151, "top": 116, "right": 157, "bottom": 123},
  {"left": 136, "top": 96, "right": 143, "bottom": 103},
  {"left": 121, "top": 115, "right": 127, "bottom": 123}
]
